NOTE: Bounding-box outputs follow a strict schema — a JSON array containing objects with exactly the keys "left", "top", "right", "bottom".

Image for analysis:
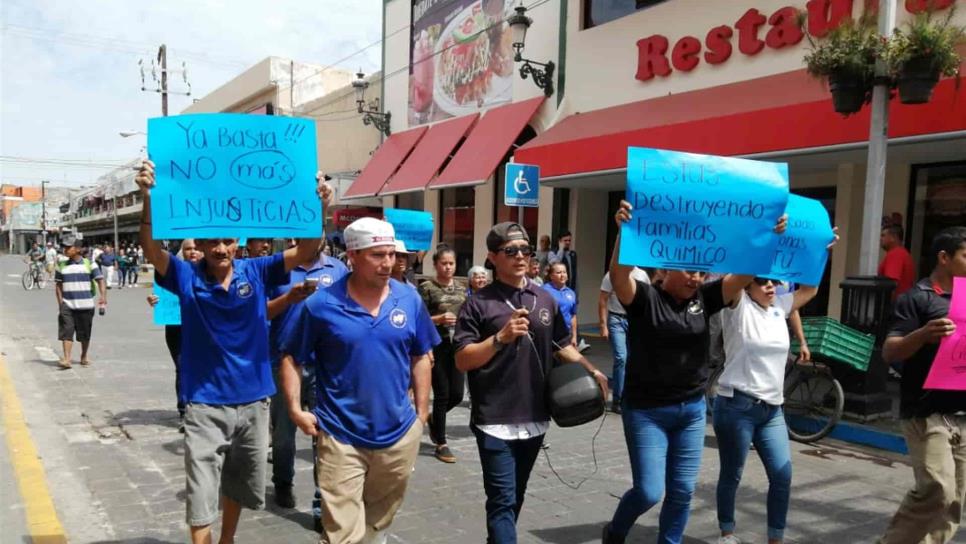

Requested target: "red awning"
[
  {"left": 342, "top": 126, "right": 428, "bottom": 199},
  {"left": 515, "top": 71, "right": 966, "bottom": 178},
  {"left": 428, "top": 96, "right": 546, "bottom": 189},
  {"left": 380, "top": 113, "right": 479, "bottom": 196}
]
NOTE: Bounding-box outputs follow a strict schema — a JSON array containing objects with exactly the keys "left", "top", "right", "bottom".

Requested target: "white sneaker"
[
  {"left": 577, "top": 339, "right": 590, "bottom": 353},
  {"left": 717, "top": 535, "right": 741, "bottom": 544}
]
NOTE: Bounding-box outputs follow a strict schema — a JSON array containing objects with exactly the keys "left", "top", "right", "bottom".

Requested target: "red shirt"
[{"left": 878, "top": 246, "right": 916, "bottom": 296}]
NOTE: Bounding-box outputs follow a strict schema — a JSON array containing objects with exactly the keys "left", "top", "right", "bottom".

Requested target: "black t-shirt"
[
  {"left": 624, "top": 279, "right": 726, "bottom": 409},
  {"left": 454, "top": 278, "right": 571, "bottom": 426},
  {"left": 889, "top": 277, "right": 964, "bottom": 418}
]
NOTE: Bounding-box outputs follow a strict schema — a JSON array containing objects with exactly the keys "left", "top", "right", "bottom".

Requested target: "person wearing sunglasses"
[
  {"left": 712, "top": 271, "right": 829, "bottom": 544},
  {"left": 455, "top": 222, "right": 609, "bottom": 544},
  {"left": 602, "top": 200, "right": 789, "bottom": 544}
]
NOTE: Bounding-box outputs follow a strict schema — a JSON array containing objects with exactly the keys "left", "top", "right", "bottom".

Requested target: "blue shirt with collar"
[
  {"left": 157, "top": 252, "right": 289, "bottom": 405},
  {"left": 542, "top": 282, "right": 578, "bottom": 332},
  {"left": 268, "top": 255, "right": 349, "bottom": 364},
  {"left": 280, "top": 277, "right": 440, "bottom": 449}
]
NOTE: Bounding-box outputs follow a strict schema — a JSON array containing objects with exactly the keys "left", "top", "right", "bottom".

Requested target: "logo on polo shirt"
[
  {"left": 238, "top": 282, "right": 253, "bottom": 298},
  {"left": 390, "top": 308, "right": 408, "bottom": 328},
  {"left": 320, "top": 274, "right": 334, "bottom": 287},
  {"left": 538, "top": 308, "right": 552, "bottom": 326},
  {"left": 565, "top": 292, "right": 575, "bottom": 301},
  {"left": 687, "top": 299, "right": 703, "bottom": 315}
]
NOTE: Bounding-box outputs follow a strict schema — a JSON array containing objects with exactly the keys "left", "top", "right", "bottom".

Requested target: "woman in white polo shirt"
[{"left": 712, "top": 277, "right": 820, "bottom": 544}]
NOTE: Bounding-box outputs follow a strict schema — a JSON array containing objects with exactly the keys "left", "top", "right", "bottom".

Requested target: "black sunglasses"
[
  {"left": 499, "top": 245, "right": 534, "bottom": 258},
  {"left": 753, "top": 277, "right": 778, "bottom": 286}
]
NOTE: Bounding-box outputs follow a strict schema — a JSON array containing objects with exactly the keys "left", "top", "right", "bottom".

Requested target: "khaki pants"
[
  {"left": 880, "top": 414, "right": 966, "bottom": 544},
  {"left": 317, "top": 419, "right": 422, "bottom": 544}
]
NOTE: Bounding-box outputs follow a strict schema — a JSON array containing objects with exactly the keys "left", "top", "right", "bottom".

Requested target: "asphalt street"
[{"left": 0, "top": 254, "right": 961, "bottom": 543}]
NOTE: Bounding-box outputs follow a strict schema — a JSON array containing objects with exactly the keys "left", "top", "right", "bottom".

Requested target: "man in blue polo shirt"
[
  {"left": 135, "top": 160, "right": 324, "bottom": 544},
  {"left": 280, "top": 217, "right": 438, "bottom": 544},
  {"left": 267, "top": 240, "right": 348, "bottom": 519}
]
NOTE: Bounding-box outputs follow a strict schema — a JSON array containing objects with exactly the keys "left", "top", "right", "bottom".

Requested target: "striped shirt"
[{"left": 55, "top": 258, "right": 103, "bottom": 310}]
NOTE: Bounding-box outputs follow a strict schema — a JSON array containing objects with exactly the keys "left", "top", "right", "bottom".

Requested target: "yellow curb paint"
[{"left": 0, "top": 354, "right": 67, "bottom": 544}]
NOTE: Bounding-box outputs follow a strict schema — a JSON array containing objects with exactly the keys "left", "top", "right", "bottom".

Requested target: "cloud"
[{"left": 0, "top": 0, "right": 382, "bottom": 187}]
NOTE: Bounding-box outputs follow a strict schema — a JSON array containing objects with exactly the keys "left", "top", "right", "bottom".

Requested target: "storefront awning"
[
  {"left": 428, "top": 96, "right": 546, "bottom": 189},
  {"left": 515, "top": 72, "right": 966, "bottom": 179},
  {"left": 342, "top": 126, "right": 428, "bottom": 199},
  {"left": 379, "top": 113, "right": 479, "bottom": 196}
]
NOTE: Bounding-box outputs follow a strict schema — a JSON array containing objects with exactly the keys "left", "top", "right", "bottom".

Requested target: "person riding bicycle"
[{"left": 26, "top": 242, "right": 44, "bottom": 266}]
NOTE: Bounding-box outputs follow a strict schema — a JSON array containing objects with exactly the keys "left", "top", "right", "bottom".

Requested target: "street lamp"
[
  {"left": 352, "top": 72, "right": 392, "bottom": 136},
  {"left": 507, "top": 5, "right": 555, "bottom": 97}
]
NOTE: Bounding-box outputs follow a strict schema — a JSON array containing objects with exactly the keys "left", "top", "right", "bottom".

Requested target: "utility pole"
[
  {"left": 41, "top": 180, "right": 48, "bottom": 246},
  {"left": 160, "top": 44, "right": 168, "bottom": 117},
  {"left": 858, "top": 0, "right": 898, "bottom": 275}
]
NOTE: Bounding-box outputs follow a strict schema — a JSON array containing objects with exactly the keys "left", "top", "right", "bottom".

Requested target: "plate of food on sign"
[{"left": 430, "top": 1, "right": 514, "bottom": 117}]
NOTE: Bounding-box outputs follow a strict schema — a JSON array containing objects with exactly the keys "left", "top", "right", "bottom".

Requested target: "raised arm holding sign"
[{"left": 769, "top": 194, "right": 836, "bottom": 286}]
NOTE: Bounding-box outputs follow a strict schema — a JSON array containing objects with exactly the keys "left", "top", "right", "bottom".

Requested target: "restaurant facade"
[{"left": 346, "top": 0, "right": 966, "bottom": 326}]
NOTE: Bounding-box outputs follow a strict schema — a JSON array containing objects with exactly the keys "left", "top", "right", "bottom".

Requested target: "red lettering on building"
[
  {"left": 634, "top": 1, "right": 954, "bottom": 82},
  {"left": 704, "top": 25, "right": 734, "bottom": 65},
  {"left": 635, "top": 36, "right": 672, "bottom": 81},
  {"left": 906, "top": 0, "right": 954, "bottom": 13},
  {"left": 806, "top": 0, "right": 854, "bottom": 38},
  {"left": 736, "top": 8, "right": 768, "bottom": 55},
  {"left": 672, "top": 36, "right": 702, "bottom": 71},
  {"left": 766, "top": 7, "right": 805, "bottom": 48}
]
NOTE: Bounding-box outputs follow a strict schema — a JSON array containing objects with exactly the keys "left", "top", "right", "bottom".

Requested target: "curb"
[{"left": 788, "top": 415, "right": 908, "bottom": 454}]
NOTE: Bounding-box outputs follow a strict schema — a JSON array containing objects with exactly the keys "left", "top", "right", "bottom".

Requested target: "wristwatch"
[{"left": 492, "top": 335, "right": 506, "bottom": 351}]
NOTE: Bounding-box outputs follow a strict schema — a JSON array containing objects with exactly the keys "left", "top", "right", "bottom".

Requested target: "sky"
[{"left": 0, "top": 0, "right": 383, "bottom": 189}]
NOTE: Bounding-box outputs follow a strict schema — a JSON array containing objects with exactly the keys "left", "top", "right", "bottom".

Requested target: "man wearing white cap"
[{"left": 279, "top": 217, "right": 439, "bottom": 544}]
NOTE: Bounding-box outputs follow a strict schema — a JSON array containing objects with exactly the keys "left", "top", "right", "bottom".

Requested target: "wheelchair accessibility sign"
[{"left": 504, "top": 163, "right": 540, "bottom": 207}]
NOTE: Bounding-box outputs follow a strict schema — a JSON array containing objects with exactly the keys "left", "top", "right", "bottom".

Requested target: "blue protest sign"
[
  {"left": 768, "top": 194, "right": 834, "bottom": 285},
  {"left": 384, "top": 208, "right": 434, "bottom": 251},
  {"left": 619, "top": 148, "right": 789, "bottom": 275},
  {"left": 148, "top": 113, "right": 322, "bottom": 239},
  {"left": 504, "top": 163, "right": 540, "bottom": 207},
  {"left": 153, "top": 284, "right": 181, "bottom": 326}
]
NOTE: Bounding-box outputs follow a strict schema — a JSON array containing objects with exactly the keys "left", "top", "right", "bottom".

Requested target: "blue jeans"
[
  {"left": 473, "top": 426, "right": 544, "bottom": 544},
  {"left": 270, "top": 365, "right": 322, "bottom": 519},
  {"left": 607, "top": 313, "right": 629, "bottom": 403},
  {"left": 610, "top": 395, "right": 706, "bottom": 544},
  {"left": 712, "top": 392, "right": 792, "bottom": 541}
]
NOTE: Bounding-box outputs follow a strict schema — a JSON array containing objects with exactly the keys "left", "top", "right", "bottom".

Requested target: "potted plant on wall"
[
  {"left": 885, "top": 7, "right": 965, "bottom": 104},
  {"left": 803, "top": 15, "right": 882, "bottom": 115}
]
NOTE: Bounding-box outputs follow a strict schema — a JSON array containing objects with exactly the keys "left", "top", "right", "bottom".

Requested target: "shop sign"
[{"left": 635, "top": 0, "right": 956, "bottom": 81}]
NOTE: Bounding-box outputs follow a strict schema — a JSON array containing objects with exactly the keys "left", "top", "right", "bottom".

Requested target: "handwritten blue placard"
[
  {"left": 384, "top": 208, "right": 434, "bottom": 251},
  {"left": 619, "top": 148, "right": 789, "bottom": 275},
  {"left": 147, "top": 113, "right": 322, "bottom": 239},
  {"left": 768, "top": 194, "right": 834, "bottom": 285},
  {"left": 153, "top": 284, "right": 181, "bottom": 326},
  {"left": 504, "top": 163, "right": 540, "bottom": 207}
]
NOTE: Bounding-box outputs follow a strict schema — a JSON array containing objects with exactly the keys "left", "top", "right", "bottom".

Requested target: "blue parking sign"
[{"left": 504, "top": 163, "right": 540, "bottom": 207}]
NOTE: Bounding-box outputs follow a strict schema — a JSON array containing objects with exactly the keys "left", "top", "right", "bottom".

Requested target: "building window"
[
  {"left": 395, "top": 192, "right": 424, "bottom": 211},
  {"left": 908, "top": 161, "right": 966, "bottom": 279},
  {"left": 583, "top": 0, "right": 671, "bottom": 29},
  {"left": 438, "top": 186, "right": 475, "bottom": 276}
]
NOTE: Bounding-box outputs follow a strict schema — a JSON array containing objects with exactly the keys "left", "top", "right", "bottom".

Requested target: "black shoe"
[
  {"left": 602, "top": 523, "right": 624, "bottom": 544},
  {"left": 275, "top": 485, "right": 296, "bottom": 509},
  {"left": 314, "top": 517, "right": 323, "bottom": 533},
  {"left": 610, "top": 401, "right": 622, "bottom": 415},
  {"left": 434, "top": 445, "right": 456, "bottom": 463}
]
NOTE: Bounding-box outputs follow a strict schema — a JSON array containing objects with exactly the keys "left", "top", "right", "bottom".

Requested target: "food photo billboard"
[{"left": 409, "top": 0, "right": 514, "bottom": 125}]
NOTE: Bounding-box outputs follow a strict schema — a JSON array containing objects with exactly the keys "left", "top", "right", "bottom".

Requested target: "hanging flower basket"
[
  {"left": 885, "top": 8, "right": 965, "bottom": 105},
  {"left": 828, "top": 72, "right": 869, "bottom": 114},
  {"left": 802, "top": 12, "right": 881, "bottom": 116}
]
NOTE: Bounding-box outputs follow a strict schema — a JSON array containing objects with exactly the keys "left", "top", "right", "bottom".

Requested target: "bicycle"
[
  {"left": 22, "top": 260, "right": 47, "bottom": 290},
  {"left": 782, "top": 356, "right": 845, "bottom": 443},
  {"left": 704, "top": 354, "right": 845, "bottom": 443}
]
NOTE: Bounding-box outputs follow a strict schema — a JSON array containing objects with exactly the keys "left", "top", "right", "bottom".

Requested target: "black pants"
[
  {"left": 430, "top": 337, "right": 465, "bottom": 445},
  {"left": 164, "top": 325, "right": 184, "bottom": 417}
]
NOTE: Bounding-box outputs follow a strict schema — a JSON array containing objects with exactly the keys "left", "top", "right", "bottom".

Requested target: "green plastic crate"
[{"left": 790, "top": 317, "right": 875, "bottom": 372}]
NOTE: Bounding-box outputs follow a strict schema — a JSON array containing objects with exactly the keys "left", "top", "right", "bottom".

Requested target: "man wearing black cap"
[
  {"left": 455, "top": 222, "right": 608, "bottom": 544},
  {"left": 54, "top": 237, "right": 107, "bottom": 369}
]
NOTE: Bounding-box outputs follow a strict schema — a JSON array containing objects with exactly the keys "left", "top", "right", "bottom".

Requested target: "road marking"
[
  {"left": 0, "top": 353, "right": 67, "bottom": 543},
  {"left": 7, "top": 274, "right": 22, "bottom": 278}
]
